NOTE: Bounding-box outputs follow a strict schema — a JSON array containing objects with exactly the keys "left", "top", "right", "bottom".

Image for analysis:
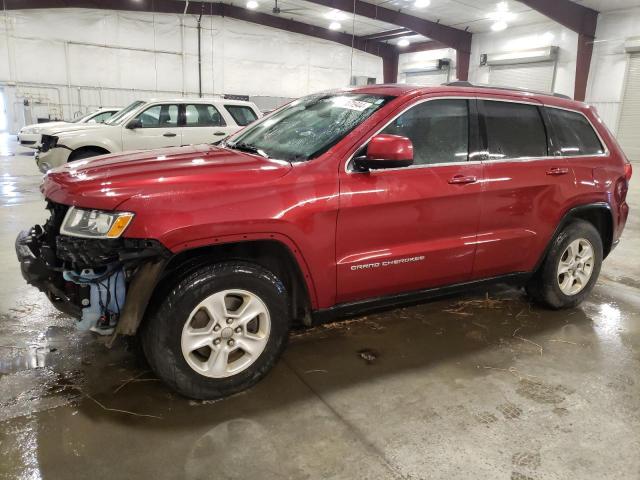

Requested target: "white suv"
[
  {"left": 17, "top": 107, "right": 120, "bottom": 148},
  {"left": 36, "top": 98, "right": 261, "bottom": 172}
]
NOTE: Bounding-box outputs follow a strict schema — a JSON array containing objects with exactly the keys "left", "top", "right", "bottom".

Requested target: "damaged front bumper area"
[{"left": 15, "top": 202, "right": 170, "bottom": 336}]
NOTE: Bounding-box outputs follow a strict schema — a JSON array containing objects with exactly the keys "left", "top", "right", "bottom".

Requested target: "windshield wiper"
[{"left": 227, "top": 142, "right": 269, "bottom": 158}]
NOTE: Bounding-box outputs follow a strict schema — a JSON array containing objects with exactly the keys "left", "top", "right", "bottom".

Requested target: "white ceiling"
[{"left": 192, "top": 0, "right": 640, "bottom": 43}]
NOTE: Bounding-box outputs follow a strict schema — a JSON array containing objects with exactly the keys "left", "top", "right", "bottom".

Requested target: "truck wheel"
[
  {"left": 526, "top": 220, "right": 602, "bottom": 309},
  {"left": 141, "top": 262, "right": 290, "bottom": 400}
]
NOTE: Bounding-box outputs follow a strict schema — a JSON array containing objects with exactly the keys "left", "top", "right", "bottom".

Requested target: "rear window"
[
  {"left": 545, "top": 107, "right": 604, "bottom": 156},
  {"left": 225, "top": 105, "right": 258, "bottom": 126},
  {"left": 481, "top": 100, "right": 547, "bottom": 159}
]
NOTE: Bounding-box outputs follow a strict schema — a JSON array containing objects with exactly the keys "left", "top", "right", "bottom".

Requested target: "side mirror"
[
  {"left": 353, "top": 134, "right": 414, "bottom": 172},
  {"left": 126, "top": 118, "right": 142, "bottom": 130},
  {"left": 87, "top": 119, "right": 96, "bottom": 124}
]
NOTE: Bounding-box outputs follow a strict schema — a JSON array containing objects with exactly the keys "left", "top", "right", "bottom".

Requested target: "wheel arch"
[
  {"left": 68, "top": 145, "right": 111, "bottom": 161},
  {"left": 152, "top": 238, "right": 315, "bottom": 327},
  {"left": 535, "top": 202, "right": 614, "bottom": 272}
]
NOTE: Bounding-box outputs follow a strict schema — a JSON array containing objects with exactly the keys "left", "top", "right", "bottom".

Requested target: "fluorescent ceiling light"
[
  {"left": 246, "top": 0, "right": 259, "bottom": 9},
  {"left": 413, "top": 0, "right": 430, "bottom": 8},
  {"left": 491, "top": 21, "right": 508, "bottom": 31},
  {"left": 397, "top": 38, "right": 411, "bottom": 47},
  {"left": 329, "top": 21, "right": 342, "bottom": 31},
  {"left": 324, "top": 9, "right": 349, "bottom": 21}
]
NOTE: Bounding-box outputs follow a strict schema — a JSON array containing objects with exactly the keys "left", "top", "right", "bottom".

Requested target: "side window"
[
  {"left": 91, "top": 111, "right": 114, "bottom": 123},
  {"left": 136, "top": 104, "right": 179, "bottom": 128},
  {"left": 225, "top": 105, "right": 258, "bottom": 126},
  {"left": 184, "top": 104, "right": 225, "bottom": 127},
  {"left": 380, "top": 99, "right": 469, "bottom": 165},
  {"left": 546, "top": 107, "right": 604, "bottom": 156},
  {"left": 481, "top": 100, "right": 547, "bottom": 159}
]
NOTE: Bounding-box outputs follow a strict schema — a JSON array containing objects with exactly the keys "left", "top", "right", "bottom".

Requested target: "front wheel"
[
  {"left": 526, "top": 220, "right": 603, "bottom": 309},
  {"left": 141, "top": 262, "right": 290, "bottom": 399}
]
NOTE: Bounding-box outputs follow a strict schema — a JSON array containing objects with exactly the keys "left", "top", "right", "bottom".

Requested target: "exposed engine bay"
[{"left": 15, "top": 202, "right": 169, "bottom": 335}]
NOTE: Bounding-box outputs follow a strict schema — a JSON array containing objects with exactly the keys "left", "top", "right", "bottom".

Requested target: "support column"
[
  {"left": 383, "top": 53, "right": 399, "bottom": 84},
  {"left": 456, "top": 49, "right": 470, "bottom": 81},
  {"left": 575, "top": 33, "right": 594, "bottom": 102}
]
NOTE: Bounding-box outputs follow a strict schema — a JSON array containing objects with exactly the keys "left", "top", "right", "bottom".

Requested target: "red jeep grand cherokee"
[{"left": 16, "top": 84, "right": 632, "bottom": 399}]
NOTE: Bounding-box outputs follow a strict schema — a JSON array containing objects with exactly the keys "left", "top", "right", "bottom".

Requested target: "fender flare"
[
  {"left": 167, "top": 232, "right": 319, "bottom": 309},
  {"left": 533, "top": 202, "right": 613, "bottom": 272}
]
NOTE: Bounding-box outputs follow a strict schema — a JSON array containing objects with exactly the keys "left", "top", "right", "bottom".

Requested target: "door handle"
[
  {"left": 163, "top": 132, "right": 177, "bottom": 137},
  {"left": 448, "top": 175, "right": 477, "bottom": 185},
  {"left": 213, "top": 132, "right": 226, "bottom": 136},
  {"left": 546, "top": 167, "right": 569, "bottom": 176}
]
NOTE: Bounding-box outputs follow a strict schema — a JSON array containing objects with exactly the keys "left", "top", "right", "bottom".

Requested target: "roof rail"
[{"left": 443, "top": 81, "right": 572, "bottom": 100}]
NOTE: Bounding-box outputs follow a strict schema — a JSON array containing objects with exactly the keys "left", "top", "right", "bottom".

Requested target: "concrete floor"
[{"left": 0, "top": 131, "right": 638, "bottom": 480}]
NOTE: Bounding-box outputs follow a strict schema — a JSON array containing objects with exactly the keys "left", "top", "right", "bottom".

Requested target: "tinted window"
[
  {"left": 136, "top": 104, "right": 179, "bottom": 128},
  {"left": 225, "top": 105, "right": 258, "bottom": 126},
  {"left": 185, "top": 104, "right": 225, "bottom": 127},
  {"left": 381, "top": 99, "right": 469, "bottom": 165},
  {"left": 546, "top": 107, "right": 604, "bottom": 156},
  {"left": 482, "top": 101, "right": 547, "bottom": 159}
]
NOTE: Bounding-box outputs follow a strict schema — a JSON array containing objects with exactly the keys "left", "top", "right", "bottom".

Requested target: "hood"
[
  {"left": 44, "top": 122, "right": 112, "bottom": 136},
  {"left": 42, "top": 144, "right": 292, "bottom": 210},
  {"left": 21, "top": 121, "right": 69, "bottom": 133}
]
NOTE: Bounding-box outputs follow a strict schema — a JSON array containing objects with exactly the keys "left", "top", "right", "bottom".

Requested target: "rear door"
[
  {"left": 472, "top": 98, "right": 573, "bottom": 279},
  {"left": 335, "top": 98, "right": 483, "bottom": 303},
  {"left": 181, "top": 103, "right": 234, "bottom": 145},
  {"left": 121, "top": 103, "right": 182, "bottom": 151}
]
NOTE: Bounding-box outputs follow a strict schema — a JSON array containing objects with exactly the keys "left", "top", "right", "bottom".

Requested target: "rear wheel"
[
  {"left": 526, "top": 220, "right": 602, "bottom": 309},
  {"left": 141, "top": 262, "right": 290, "bottom": 399}
]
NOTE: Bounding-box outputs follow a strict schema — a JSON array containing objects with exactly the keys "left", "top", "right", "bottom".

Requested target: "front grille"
[{"left": 40, "top": 134, "right": 58, "bottom": 152}]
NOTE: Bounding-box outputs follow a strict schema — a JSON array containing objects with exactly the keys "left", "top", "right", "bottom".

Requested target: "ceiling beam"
[
  {"left": 300, "top": 0, "right": 471, "bottom": 52},
  {"left": 4, "top": 0, "right": 395, "bottom": 59},
  {"left": 517, "top": 0, "right": 599, "bottom": 102},
  {"left": 361, "top": 28, "right": 414, "bottom": 42},
  {"left": 398, "top": 40, "right": 448, "bottom": 54},
  {"left": 517, "top": 0, "right": 598, "bottom": 36}
]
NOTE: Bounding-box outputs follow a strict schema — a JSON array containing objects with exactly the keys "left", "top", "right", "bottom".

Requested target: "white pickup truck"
[{"left": 36, "top": 98, "right": 261, "bottom": 172}]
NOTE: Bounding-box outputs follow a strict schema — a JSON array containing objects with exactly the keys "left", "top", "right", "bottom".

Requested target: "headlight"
[{"left": 60, "top": 207, "right": 134, "bottom": 239}]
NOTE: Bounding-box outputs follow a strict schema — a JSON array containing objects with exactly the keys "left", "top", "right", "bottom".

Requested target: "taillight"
[{"left": 624, "top": 162, "right": 633, "bottom": 182}]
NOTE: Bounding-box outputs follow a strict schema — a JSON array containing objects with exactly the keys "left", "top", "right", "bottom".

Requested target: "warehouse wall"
[
  {"left": 469, "top": 22, "right": 578, "bottom": 98},
  {"left": 398, "top": 48, "right": 457, "bottom": 84},
  {"left": 585, "top": 6, "right": 640, "bottom": 134},
  {"left": 0, "top": 8, "right": 383, "bottom": 133}
]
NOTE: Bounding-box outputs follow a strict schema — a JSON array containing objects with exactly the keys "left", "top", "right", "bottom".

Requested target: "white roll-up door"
[
  {"left": 617, "top": 53, "right": 640, "bottom": 161},
  {"left": 402, "top": 69, "right": 450, "bottom": 86},
  {"left": 488, "top": 62, "right": 556, "bottom": 93}
]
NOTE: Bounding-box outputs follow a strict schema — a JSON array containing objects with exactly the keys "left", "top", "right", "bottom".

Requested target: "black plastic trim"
[
  {"left": 311, "top": 272, "right": 531, "bottom": 325},
  {"left": 532, "top": 202, "right": 613, "bottom": 271}
]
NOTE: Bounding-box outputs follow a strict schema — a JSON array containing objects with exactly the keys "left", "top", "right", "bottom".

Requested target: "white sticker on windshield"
[{"left": 332, "top": 97, "right": 372, "bottom": 111}]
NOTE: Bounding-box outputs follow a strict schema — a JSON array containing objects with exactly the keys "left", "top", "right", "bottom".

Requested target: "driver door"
[
  {"left": 121, "top": 103, "right": 182, "bottom": 151},
  {"left": 335, "top": 98, "right": 483, "bottom": 303}
]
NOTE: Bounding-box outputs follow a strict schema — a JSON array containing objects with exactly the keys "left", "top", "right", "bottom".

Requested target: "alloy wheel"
[
  {"left": 557, "top": 238, "right": 595, "bottom": 296},
  {"left": 181, "top": 289, "right": 271, "bottom": 378}
]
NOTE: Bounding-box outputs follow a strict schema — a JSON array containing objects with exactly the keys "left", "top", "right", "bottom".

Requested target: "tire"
[
  {"left": 526, "top": 220, "right": 603, "bottom": 309},
  {"left": 68, "top": 148, "right": 106, "bottom": 162},
  {"left": 140, "top": 261, "right": 290, "bottom": 400}
]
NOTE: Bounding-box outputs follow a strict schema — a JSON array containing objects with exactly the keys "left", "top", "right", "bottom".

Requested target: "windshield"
[
  {"left": 71, "top": 112, "right": 94, "bottom": 123},
  {"left": 226, "top": 93, "right": 393, "bottom": 162},
  {"left": 105, "top": 101, "right": 145, "bottom": 125}
]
